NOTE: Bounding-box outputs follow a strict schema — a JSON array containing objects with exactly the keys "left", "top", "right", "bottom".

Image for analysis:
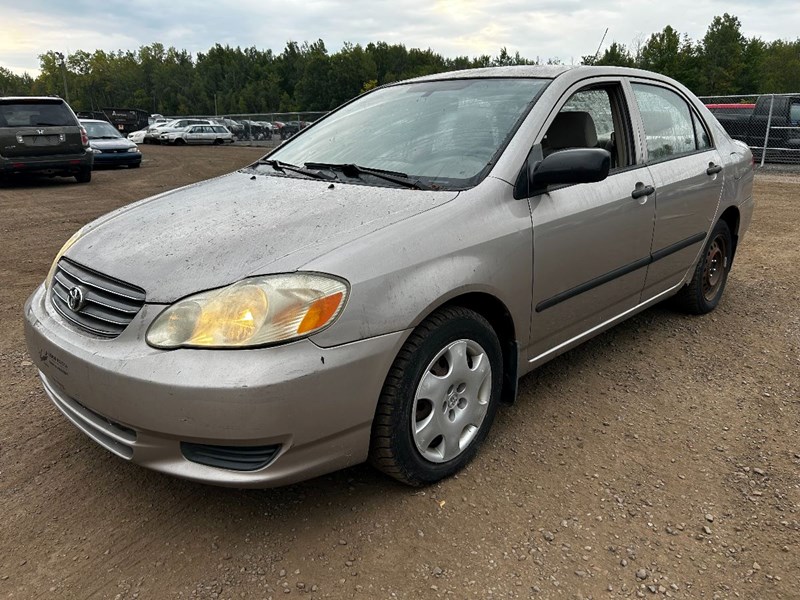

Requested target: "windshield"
[
  {"left": 82, "top": 121, "right": 124, "bottom": 139},
  {"left": 265, "top": 77, "right": 548, "bottom": 189}
]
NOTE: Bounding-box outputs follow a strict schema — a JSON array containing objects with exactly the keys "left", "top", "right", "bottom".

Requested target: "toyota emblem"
[{"left": 67, "top": 286, "right": 86, "bottom": 312}]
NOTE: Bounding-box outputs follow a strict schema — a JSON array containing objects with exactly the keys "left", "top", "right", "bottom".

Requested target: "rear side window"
[
  {"left": 0, "top": 102, "right": 75, "bottom": 127},
  {"left": 692, "top": 112, "right": 711, "bottom": 149},
  {"left": 631, "top": 83, "right": 697, "bottom": 162}
]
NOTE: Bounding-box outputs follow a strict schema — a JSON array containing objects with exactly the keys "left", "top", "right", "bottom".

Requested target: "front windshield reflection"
[{"left": 265, "top": 78, "right": 548, "bottom": 190}]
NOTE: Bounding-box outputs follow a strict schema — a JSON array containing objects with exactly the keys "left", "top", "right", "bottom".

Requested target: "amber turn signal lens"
[{"left": 297, "top": 292, "right": 344, "bottom": 334}]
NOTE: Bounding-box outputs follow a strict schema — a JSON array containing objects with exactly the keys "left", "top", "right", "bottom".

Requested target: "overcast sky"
[{"left": 2, "top": 0, "right": 799, "bottom": 75}]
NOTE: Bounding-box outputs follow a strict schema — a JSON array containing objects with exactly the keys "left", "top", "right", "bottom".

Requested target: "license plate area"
[{"left": 19, "top": 134, "right": 66, "bottom": 146}]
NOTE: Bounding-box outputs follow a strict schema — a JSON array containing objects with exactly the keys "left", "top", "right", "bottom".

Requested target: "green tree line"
[
  {"left": 1, "top": 12, "right": 798, "bottom": 115},
  {"left": 586, "top": 14, "right": 800, "bottom": 95}
]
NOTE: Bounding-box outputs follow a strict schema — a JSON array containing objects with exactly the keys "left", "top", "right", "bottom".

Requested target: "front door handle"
[
  {"left": 631, "top": 185, "right": 655, "bottom": 200},
  {"left": 706, "top": 163, "right": 723, "bottom": 175}
]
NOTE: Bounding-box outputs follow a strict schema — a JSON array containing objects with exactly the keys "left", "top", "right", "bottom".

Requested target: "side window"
[
  {"left": 692, "top": 112, "right": 711, "bottom": 149},
  {"left": 631, "top": 83, "right": 697, "bottom": 161},
  {"left": 543, "top": 84, "right": 632, "bottom": 169}
]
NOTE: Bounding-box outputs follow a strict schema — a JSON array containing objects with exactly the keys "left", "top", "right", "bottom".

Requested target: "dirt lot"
[{"left": 1, "top": 146, "right": 798, "bottom": 599}]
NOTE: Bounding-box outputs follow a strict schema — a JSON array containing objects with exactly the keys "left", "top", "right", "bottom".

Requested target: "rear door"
[
  {"left": 0, "top": 99, "right": 81, "bottom": 158},
  {"left": 185, "top": 126, "right": 204, "bottom": 144},
  {"left": 528, "top": 79, "right": 656, "bottom": 361},
  {"left": 628, "top": 81, "right": 724, "bottom": 300}
]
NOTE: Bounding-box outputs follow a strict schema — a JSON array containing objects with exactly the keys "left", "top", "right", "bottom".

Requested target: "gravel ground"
[{"left": 0, "top": 146, "right": 798, "bottom": 599}]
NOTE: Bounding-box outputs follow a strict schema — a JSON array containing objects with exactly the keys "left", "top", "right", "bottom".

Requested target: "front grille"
[
  {"left": 180, "top": 443, "right": 281, "bottom": 472},
  {"left": 50, "top": 257, "right": 146, "bottom": 338}
]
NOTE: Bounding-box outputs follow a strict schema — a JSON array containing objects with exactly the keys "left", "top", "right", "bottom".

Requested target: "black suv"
[{"left": 0, "top": 96, "right": 94, "bottom": 183}]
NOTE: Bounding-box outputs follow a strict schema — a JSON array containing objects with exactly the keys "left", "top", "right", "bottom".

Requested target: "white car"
[
  {"left": 159, "top": 124, "right": 234, "bottom": 145},
  {"left": 146, "top": 119, "right": 214, "bottom": 144},
  {"left": 128, "top": 129, "right": 147, "bottom": 144}
]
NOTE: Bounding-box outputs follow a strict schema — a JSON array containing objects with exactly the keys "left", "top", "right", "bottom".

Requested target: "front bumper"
[
  {"left": 24, "top": 284, "right": 408, "bottom": 487},
  {"left": 92, "top": 151, "right": 141, "bottom": 167}
]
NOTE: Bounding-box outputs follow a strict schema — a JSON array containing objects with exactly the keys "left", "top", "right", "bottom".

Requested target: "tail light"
[{"left": 79, "top": 126, "right": 89, "bottom": 147}]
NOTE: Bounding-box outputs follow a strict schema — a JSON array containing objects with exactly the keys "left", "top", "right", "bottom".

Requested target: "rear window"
[{"left": 0, "top": 101, "right": 75, "bottom": 127}]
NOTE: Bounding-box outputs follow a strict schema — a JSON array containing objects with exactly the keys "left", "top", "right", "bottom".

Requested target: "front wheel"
[
  {"left": 370, "top": 306, "right": 503, "bottom": 486},
  {"left": 672, "top": 220, "right": 733, "bottom": 314}
]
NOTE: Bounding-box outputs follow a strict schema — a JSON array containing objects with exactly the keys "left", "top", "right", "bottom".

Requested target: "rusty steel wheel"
[
  {"left": 701, "top": 233, "right": 728, "bottom": 302},
  {"left": 672, "top": 220, "right": 733, "bottom": 315}
]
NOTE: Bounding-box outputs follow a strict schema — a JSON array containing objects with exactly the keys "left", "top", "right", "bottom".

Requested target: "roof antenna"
[{"left": 593, "top": 28, "right": 609, "bottom": 62}]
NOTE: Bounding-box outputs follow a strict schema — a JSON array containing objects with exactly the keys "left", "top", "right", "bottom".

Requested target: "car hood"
[
  {"left": 65, "top": 170, "right": 457, "bottom": 302},
  {"left": 90, "top": 138, "right": 137, "bottom": 150}
]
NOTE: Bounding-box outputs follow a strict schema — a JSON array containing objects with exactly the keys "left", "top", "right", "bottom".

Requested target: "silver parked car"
[
  {"left": 24, "top": 66, "right": 754, "bottom": 488},
  {"left": 159, "top": 124, "right": 234, "bottom": 145}
]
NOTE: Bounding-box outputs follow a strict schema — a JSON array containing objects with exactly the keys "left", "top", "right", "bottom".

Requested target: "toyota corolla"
[{"left": 24, "top": 65, "right": 754, "bottom": 487}]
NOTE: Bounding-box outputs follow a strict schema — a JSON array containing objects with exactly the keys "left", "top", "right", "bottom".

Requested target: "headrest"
[{"left": 546, "top": 111, "right": 598, "bottom": 149}]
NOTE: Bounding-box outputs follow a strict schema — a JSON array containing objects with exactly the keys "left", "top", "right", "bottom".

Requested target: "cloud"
[{"left": 2, "top": 0, "right": 799, "bottom": 75}]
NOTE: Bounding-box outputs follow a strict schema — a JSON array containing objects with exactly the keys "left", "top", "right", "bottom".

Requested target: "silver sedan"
[{"left": 24, "top": 65, "right": 754, "bottom": 487}]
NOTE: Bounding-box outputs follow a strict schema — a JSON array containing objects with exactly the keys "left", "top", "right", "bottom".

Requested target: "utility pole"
[{"left": 55, "top": 52, "right": 70, "bottom": 104}]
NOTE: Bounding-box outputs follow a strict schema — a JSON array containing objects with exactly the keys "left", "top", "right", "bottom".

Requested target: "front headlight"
[
  {"left": 146, "top": 274, "right": 348, "bottom": 349},
  {"left": 45, "top": 226, "right": 87, "bottom": 290}
]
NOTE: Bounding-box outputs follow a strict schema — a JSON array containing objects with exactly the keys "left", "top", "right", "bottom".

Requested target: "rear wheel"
[
  {"left": 213, "top": 138, "right": 223, "bottom": 145},
  {"left": 672, "top": 220, "right": 732, "bottom": 314},
  {"left": 75, "top": 167, "right": 91, "bottom": 183},
  {"left": 370, "top": 306, "right": 503, "bottom": 486}
]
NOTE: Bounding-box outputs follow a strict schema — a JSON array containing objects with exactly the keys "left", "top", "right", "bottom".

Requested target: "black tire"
[
  {"left": 213, "top": 138, "right": 223, "bottom": 145},
  {"left": 174, "top": 138, "right": 186, "bottom": 146},
  {"left": 672, "top": 220, "right": 733, "bottom": 314},
  {"left": 75, "top": 167, "right": 91, "bottom": 183},
  {"left": 369, "top": 306, "right": 503, "bottom": 486},
  {"left": 129, "top": 162, "right": 141, "bottom": 169}
]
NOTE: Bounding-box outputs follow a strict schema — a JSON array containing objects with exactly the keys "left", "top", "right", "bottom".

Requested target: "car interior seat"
[{"left": 542, "top": 111, "right": 598, "bottom": 158}]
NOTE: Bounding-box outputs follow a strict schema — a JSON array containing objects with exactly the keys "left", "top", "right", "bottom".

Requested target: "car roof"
[
  {"left": 0, "top": 96, "right": 66, "bottom": 103},
  {"left": 404, "top": 64, "right": 682, "bottom": 85},
  {"left": 79, "top": 119, "right": 111, "bottom": 123}
]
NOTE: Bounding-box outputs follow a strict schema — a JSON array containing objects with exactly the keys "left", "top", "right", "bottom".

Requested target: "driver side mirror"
[{"left": 517, "top": 148, "right": 611, "bottom": 197}]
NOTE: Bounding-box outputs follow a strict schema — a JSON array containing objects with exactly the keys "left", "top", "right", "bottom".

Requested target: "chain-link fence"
[
  {"left": 699, "top": 94, "right": 800, "bottom": 166},
  {"left": 157, "top": 112, "right": 328, "bottom": 147}
]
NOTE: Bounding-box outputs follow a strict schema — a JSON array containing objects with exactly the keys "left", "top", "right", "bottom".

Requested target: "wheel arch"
[
  {"left": 718, "top": 205, "right": 741, "bottom": 263},
  {"left": 422, "top": 291, "right": 519, "bottom": 404}
]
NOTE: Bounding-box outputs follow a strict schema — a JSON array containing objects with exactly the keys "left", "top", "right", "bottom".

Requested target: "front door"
[{"left": 527, "top": 82, "right": 656, "bottom": 362}]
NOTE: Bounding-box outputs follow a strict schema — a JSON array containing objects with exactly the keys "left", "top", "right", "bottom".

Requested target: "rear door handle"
[
  {"left": 631, "top": 185, "right": 655, "bottom": 200},
  {"left": 706, "top": 164, "right": 723, "bottom": 175}
]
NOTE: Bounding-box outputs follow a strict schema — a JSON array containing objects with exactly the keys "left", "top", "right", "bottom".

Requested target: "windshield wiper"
[
  {"left": 303, "top": 162, "right": 429, "bottom": 190},
  {"left": 256, "top": 159, "right": 337, "bottom": 181}
]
